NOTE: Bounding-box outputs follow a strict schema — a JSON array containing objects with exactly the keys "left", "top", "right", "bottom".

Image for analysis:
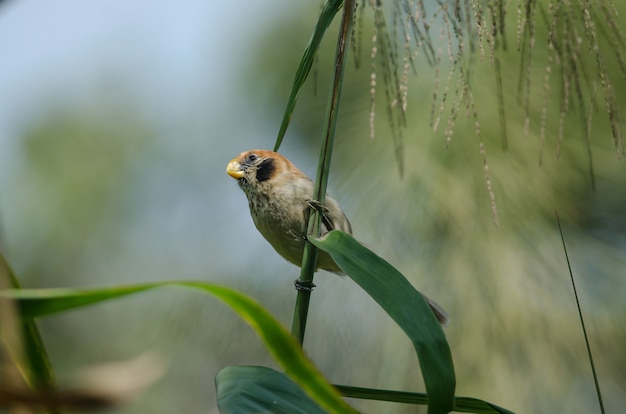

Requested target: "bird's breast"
[{"left": 246, "top": 189, "right": 308, "bottom": 266}]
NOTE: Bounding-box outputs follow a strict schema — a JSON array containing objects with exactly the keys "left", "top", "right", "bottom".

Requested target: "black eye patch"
[{"left": 255, "top": 158, "right": 275, "bottom": 182}]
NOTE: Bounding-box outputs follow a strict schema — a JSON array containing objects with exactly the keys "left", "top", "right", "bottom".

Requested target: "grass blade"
[
  {"left": 555, "top": 211, "right": 605, "bottom": 413},
  {"left": 334, "top": 385, "right": 514, "bottom": 413},
  {"left": 0, "top": 250, "right": 61, "bottom": 413},
  {"left": 310, "top": 230, "right": 455, "bottom": 414},
  {"left": 274, "top": 0, "right": 343, "bottom": 151},
  {"left": 0, "top": 281, "right": 357, "bottom": 414}
]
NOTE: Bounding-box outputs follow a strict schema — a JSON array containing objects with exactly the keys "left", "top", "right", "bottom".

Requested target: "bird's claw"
[
  {"left": 294, "top": 279, "right": 316, "bottom": 292},
  {"left": 307, "top": 200, "right": 329, "bottom": 214}
]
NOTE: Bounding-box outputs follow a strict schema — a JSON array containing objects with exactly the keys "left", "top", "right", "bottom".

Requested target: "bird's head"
[{"left": 226, "top": 150, "right": 281, "bottom": 189}]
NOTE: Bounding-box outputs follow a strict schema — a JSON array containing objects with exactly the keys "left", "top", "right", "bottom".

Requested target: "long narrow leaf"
[
  {"left": 4, "top": 285, "right": 158, "bottom": 319},
  {"left": 274, "top": 0, "right": 344, "bottom": 151},
  {"left": 555, "top": 211, "right": 605, "bottom": 413},
  {"left": 334, "top": 385, "right": 514, "bottom": 414},
  {"left": 0, "top": 251, "right": 61, "bottom": 413},
  {"left": 310, "top": 230, "right": 455, "bottom": 414},
  {"left": 0, "top": 282, "right": 357, "bottom": 414}
]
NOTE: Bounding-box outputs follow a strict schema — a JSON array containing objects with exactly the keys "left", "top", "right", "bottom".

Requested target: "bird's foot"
[
  {"left": 294, "top": 279, "right": 316, "bottom": 292},
  {"left": 307, "top": 200, "right": 329, "bottom": 215}
]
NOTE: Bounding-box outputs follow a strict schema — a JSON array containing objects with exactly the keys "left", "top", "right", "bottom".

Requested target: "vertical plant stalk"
[{"left": 291, "top": 0, "right": 356, "bottom": 344}]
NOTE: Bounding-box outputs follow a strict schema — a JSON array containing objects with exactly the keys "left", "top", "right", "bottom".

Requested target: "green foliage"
[
  {"left": 216, "top": 366, "right": 328, "bottom": 414},
  {"left": 311, "top": 230, "right": 455, "bottom": 413},
  {"left": 335, "top": 385, "right": 514, "bottom": 414},
  {"left": 1, "top": 253, "right": 511, "bottom": 413},
  {"left": 0, "top": 281, "right": 356, "bottom": 413},
  {"left": 217, "top": 367, "right": 515, "bottom": 414},
  {"left": 0, "top": 251, "right": 59, "bottom": 413},
  {"left": 274, "top": 0, "right": 344, "bottom": 152}
]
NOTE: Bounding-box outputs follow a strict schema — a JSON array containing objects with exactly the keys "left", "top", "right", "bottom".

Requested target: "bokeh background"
[{"left": 1, "top": 1, "right": 624, "bottom": 413}]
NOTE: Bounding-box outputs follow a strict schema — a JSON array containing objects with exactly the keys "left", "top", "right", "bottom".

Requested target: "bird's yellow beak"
[{"left": 226, "top": 159, "right": 245, "bottom": 179}]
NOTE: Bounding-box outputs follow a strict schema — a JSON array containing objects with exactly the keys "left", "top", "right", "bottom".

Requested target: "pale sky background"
[
  {"left": 0, "top": 0, "right": 287, "bottom": 164},
  {"left": 0, "top": 0, "right": 306, "bottom": 282}
]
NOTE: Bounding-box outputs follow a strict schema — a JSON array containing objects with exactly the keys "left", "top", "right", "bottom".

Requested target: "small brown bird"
[{"left": 227, "top": 149, "right": 448, "bottom": 324}]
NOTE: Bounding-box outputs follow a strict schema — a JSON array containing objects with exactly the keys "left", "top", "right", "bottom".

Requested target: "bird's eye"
[{"left": 247, "top": 154, "right": 258, "bottom": 163}]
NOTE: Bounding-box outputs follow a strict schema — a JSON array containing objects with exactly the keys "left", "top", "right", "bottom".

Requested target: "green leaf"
[
  {"left": 0, "top": 251, "right": 61, "bottom": 413},
  {"left": 216, "top": 366, "right": 327, "bottom": 414},
  {"left": 309, "top": 230, "right": 456, "bottom": 414},
  {"left": 0, "top": 282, "right": 357, "bottom": 414},
  {"left": 274, "top": 0, "right": 344, "bottom": 151},
  {"left": 3, "top": 285, "right": 158, "bottom": 319},
  {"left": 334, "top": 385, "right": 515, "bottom": 414}
]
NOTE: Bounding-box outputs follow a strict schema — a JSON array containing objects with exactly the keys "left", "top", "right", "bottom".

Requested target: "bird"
[{"left": 226, "top": 149, "right": 449, "bottom": 325}]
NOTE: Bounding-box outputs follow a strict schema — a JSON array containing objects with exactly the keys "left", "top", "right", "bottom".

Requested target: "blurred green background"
[{"left": 0, "top": 1, "right": 624, "bottom": 413}]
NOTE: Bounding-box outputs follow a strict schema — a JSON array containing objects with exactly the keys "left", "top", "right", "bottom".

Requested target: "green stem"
[{"left": 291, "top": 0, "right": 356, "bottom": 344}]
